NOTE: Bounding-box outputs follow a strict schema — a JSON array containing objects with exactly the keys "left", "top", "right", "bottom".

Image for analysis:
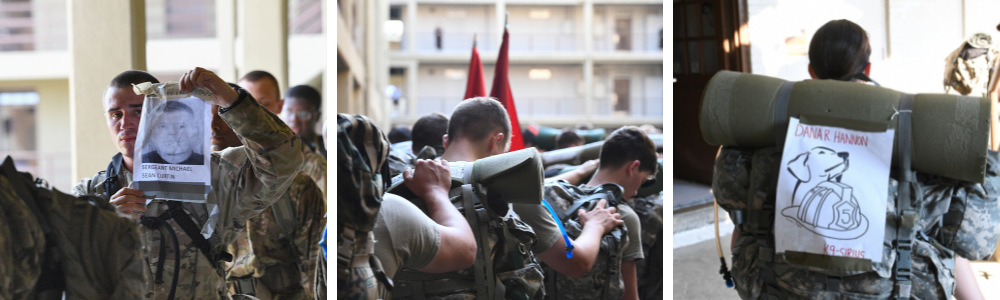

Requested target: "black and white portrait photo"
[{"left": 142, "top": 100, "right": 205, "bottom": 165}]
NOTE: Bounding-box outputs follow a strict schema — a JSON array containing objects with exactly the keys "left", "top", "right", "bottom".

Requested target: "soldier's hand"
[
  {"left": 403, "top": 159, "right": 451, "bottom": 202},
  {"left": 578, "top": 199, "right": 623, "bottom": 234},
  {"left": 110, "top": 187, "right": 147, "bottom": 218},
  {"left": 179, "top": 67, "right": 239, "bottom": 107}
]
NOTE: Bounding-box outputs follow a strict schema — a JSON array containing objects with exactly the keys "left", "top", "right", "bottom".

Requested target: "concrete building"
[
  {"left": 337, "top": 0, "right": 393, "bottom": 129},
  {"left": 0, "top": 0, "right": 327, "bottom": 191},
  {"left": 385, "top": 0, "right": 663, "bottom": 128}
]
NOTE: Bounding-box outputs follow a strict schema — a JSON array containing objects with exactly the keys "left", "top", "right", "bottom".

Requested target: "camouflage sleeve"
[
  {"left": 294, "top": 178, "right": 327, "bottom": 297},
  {"left": 71, "top": 171, "right": 106, "bottom": 198},
  {"left": 302, "top": 151, "right": 327, "bottom": 199},
  {"left": 218, "top": 94, "right": 305, "bottom": 223}
]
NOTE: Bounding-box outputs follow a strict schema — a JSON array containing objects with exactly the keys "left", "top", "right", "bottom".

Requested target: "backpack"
[
  {"left": 1, "top": 156, "right": 146, "bottom": 299},
  {"left": 944, "top": 33, "right": 997, "bottom": 96},
  {"left": 627, "top": 193, "right": 664, "bottom": 300},
  {"left": 713, "top": 146, "right": 1000, "bottom": 299},
  {"left": 337, "top": 113, "right": 393, "bottom": 299},
  {"left": 386, "top": 149, "right": 547, "bottom": 300},
  {"left": 541, "top": 180, "right": 629, "bottom": 300}
]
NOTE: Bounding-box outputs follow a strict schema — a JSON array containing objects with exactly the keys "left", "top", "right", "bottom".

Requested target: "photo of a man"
[{"left": 142, "top": 100, "right": 204, "bottom": 165}]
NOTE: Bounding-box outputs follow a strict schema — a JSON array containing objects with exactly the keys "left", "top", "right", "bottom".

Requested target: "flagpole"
[
  {"left": 473, "top": 33, "right": 477, "bottom": 48},
  {"left": 505, "top": 11, "right": 509, "bottom": 29}
]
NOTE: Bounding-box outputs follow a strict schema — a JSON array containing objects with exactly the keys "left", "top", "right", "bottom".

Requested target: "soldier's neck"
[
  {"left": 586, "top": 168, "right": 622, "bottom": 188},
  {"left": 440, "top": 140, "right": 489, "bottom": 162},
  {"left": 123, "top": 155, "right": 134, "bottom": 173}
]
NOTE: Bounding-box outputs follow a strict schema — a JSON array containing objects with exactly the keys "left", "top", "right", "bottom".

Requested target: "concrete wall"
[
  {"left": 0, "top": 79, "right": 72, "bottom": 191},
  {"left": 413, "top": 4, "right": 495, "bottom": 52}
]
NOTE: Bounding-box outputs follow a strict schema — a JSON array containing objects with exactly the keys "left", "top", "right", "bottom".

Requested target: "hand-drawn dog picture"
[{"left": 780, "top": 146, "right": 869, "bottom": 240}]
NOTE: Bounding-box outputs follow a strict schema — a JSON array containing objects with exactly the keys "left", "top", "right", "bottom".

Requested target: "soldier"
[
  {"left": 1, "top": 156, "right": 146, "bottom": 299},
  {"left": 555, "top": 130, "right": 584, "bottom": 149},
  {"left": 337, "top": 113, "right": 476, "bottom": 299},
  {"left": 211, "top": 102, "right": 326, "bottom": 299},
  {"left": 388, "top": 112, "right": 449, "bottom": 177},
  {"left": 525, "top": 126, "right": 652, "bottom": 300},
  {"left": 240, "top": 74, "right": 327, "bottom": 198},
  {"left": 73, "top": 68, "right": 306, "bottom": 299}
]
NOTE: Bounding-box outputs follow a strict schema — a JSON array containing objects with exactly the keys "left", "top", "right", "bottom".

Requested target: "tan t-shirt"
[
  {"left": 373, "top": 193, "right": 442, "bottom": 279},
  {"left": 513, "top": 186, "right": 644, "bottom": 262}
]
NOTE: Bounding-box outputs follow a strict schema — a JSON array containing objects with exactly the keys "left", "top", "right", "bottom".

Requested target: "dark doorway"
[
  {"left": 614, "top": 78, "right": 630, "bottom": 113},
  {"left": 674, "top": 0, "right": 750, "bottom": 184},
  {"left": 615, "top": 18, "right": 631, "bottom": 51}
]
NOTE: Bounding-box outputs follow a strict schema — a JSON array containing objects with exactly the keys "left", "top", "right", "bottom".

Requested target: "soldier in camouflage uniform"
[
  {"left": 1, "top": 156, "right": 146, "bottom": 299},
  {"left": 281, "top": 85, "right": 328, "bottom": 197},
  {"left": 73, "top": 68, "right": 305, "bottom": 299},
  {"left": 207, "top": 103, "right": 326, "bottom": 300}
]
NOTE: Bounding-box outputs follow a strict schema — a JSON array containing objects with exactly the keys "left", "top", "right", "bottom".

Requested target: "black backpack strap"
[
  {"left": 893, "top": 94, "right": 916, "bottom": 299},
  {"left": 103, "top": 153, "right": 124, "bottom": 200},
  {"left": 164, "top": 201, "right": 233, "bottom": 264}
]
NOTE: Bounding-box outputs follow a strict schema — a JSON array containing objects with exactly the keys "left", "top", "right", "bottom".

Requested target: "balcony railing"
[
  {"left": 593, "top": 96, "right": 663, "bottom": 117},
  {"left": 413, "top": 31, "right": 495, "bottom": 53},
  {"left": 509, "top": 32, "right": 580, "bottom": 52},
  {"left": 594, "top": 32, "right": 663, "bottom": 53}
]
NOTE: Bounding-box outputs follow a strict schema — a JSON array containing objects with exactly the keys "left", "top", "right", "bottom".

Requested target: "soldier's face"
[
  {"left": 239, "top": 79, "right": 283, "bottom": 114},
  {"left": 104, "top": 87, "right": 145, "bottom": 158},
  {"left": 210, "top": 105, "right": 241, "bottom": 151},
  {"left": 622, "top": 164, "right": 652, "bottom": 199},
  {"left": 152, "top": 111, "right": 197, "bottom": 156},
  {"left": 281, "top": 97, "right": 318, "bottom": 138}
]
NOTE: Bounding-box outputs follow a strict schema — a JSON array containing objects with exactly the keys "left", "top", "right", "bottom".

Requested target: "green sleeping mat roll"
[{"left": 700, "top": 70, "right": 991, "bottom": 183}]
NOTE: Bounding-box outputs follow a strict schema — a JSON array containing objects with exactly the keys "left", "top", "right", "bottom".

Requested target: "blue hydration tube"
[{"left": 542, "top": 199, "right": 574, "bottom": 259}]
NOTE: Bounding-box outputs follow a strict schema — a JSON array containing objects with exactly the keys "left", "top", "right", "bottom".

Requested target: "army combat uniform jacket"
[
  {"left": 74, "top": 95, "right": 305, "bottom": 299},
  {"left": 226, "top": 173, "right": 326, "bottom": 299},
  {"left": 300, "top": 147, "right": 327, "bottom": 199}
]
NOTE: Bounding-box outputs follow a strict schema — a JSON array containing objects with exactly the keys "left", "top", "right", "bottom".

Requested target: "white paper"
[
  {"left": 775, "top": 117, "right": 893, "bottom": 263},
  {"left": 134, "top": 82, "right": 213, "bottom": 202}
]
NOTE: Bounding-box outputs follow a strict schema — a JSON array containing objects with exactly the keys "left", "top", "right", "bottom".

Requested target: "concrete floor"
[{"left": 672, "top": 231, "right": 741, "bottom": 300}]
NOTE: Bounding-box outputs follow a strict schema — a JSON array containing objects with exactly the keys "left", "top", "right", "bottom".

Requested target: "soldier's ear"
[
  {"left": 442, "top": 134, "right": 449, "bottom": 149},
  {"left": 787, "top": 152, "right": 811, "bottom": 182}
]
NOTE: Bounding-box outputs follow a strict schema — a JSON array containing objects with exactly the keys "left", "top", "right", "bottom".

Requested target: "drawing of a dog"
[{"left": 787, "top": 146, "right": 850, "bottom": 207}]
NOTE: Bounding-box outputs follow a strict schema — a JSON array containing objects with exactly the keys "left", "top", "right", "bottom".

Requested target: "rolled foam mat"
[{"left": 700, "top": 70, "right": 991, "bottom": 183}]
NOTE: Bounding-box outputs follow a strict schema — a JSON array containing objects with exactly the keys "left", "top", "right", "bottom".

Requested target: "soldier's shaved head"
[
  {"left": 103, "top": 70, "right": 159, "bottom": 109},
  {"left": 447, "top": 97, "right": 511, "bottom": 145}
]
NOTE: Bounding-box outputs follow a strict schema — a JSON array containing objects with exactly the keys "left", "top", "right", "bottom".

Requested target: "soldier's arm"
[
  {"left": 537, "top": 199, "right": 624, "bottom": 279},
  {"left": 404, "top": 159, "right": 476, "bottom": 273},
  {"left": 620, "top": 261, "right": 639, "bottom": 300},
  {"left": 547, "top": 159, "right": 599, "bottom": 185},
  {"left": 954, "top": 256, "right": 985, "bottom": 300},
  {"left": 181, "top": 68, "right": 304, "bottom": 218}
]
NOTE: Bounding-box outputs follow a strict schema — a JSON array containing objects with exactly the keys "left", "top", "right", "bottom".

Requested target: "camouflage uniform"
[
  {"left": 226, "top": 174, "right": 326, "bottom": 299},
  {"left": 300, "top": 149, "right": 327, "bottom": 199},
  {"left": 714, "top": 146, "right": 1000, "bottom": 299},
  {"left": 74, "top": 95, "right": 305, "bottom": 299},
  {"left": 625, "top": 192, "right": 664, "bottom": 300},
  {"left": 1, "top": 156, "right": 146, "bottom": 299}
]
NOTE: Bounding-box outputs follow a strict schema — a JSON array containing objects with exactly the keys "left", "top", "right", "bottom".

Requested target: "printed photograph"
[{"left": 142, "top": 99, "right": 206, "bottom": 166}]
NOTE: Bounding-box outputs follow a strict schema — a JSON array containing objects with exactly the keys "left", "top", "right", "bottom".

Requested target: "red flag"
[
  {"left": 464, "top": 45, "right": 487, "bottom": 99},
  {"left": 489, "top": 29, "right": 525, "bottom": 151}
]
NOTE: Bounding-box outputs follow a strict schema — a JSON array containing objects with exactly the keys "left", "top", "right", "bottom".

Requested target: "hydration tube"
[{"left": 542, "top": 199, "right": 575, "bottom": 259}]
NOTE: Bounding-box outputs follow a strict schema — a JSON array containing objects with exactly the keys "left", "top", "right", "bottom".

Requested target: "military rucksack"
[
  {"left": 387, "top": 149, "right": 547, "bottom": 300},
  {"left": 337, "top": 113, "right": 393, "bottom": 300},
  {"left": 713, "top": 146, "right": 1000, "bottom": 299},
  {"left": 627, "top": 193, "right": 664, "bottom": 300},
  {"left": 0, "top": 156, "right": 145, "bottom": 299},
  {"left": 541, "top": 180, "right": 629, "bottom": 300},
  {"left": 944, "top": 33, "right": 997, "bottom": 97}
]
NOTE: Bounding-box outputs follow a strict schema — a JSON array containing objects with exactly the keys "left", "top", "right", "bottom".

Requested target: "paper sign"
[
  {"left": 775, "top": 117, "right": 893, "bottom": 263},
  {"left": 134, "top": 82, "right": 213, "bottom": 202}
]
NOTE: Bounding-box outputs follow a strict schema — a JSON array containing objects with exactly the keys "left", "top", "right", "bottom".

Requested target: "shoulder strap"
[
  {"left": 463, "top": 183, "right": 494, "bottom": 300},
  {"left": 894, "top": 94, "right": 917, "bottom": 299},
  {"left": 270, "top": 196, "right": 304, "bottom": 269},
  {"left": 103, "top": 153, "right": 124, "bottom": 200},
  {"left": 143, "top": 201, "right": 233, "bottom": 264}
]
